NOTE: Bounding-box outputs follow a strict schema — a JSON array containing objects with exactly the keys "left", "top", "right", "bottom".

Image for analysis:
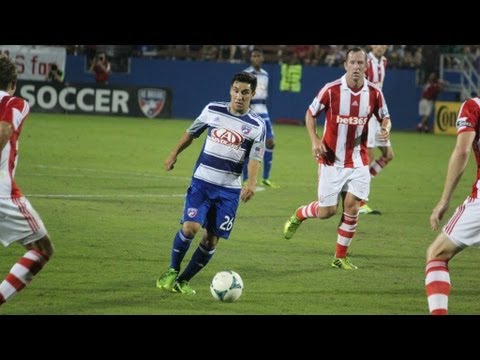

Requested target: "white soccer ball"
[{"left": 210, "top": 270, "right": 244, "bottom": 302}]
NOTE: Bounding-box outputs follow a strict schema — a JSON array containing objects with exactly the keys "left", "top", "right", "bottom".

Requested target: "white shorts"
[
  {"left": 317, "top": 164, "right": 370, "bottom": 207},
  {"left": 367, "top": 115, "right": 391, "bottom": 148},
  {"left": 419, "top": 98, "right": 434, "bottom": 117},
  {"left": 0, "top": 197, "right": 47, "bottom": 247},
  {"left": 443, "top": 196, "right": 480, "bottom": 248}
]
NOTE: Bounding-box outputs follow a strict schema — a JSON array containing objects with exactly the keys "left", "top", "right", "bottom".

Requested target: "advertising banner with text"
[
  {"left": 16, "top": 80, "right": 172, "bottom": 119},
  {"left": 0, "top": 45, "right": 66, "bottom": 81},
  {"left": 434, "top": 101, "right": 461, "bottom": 136}
]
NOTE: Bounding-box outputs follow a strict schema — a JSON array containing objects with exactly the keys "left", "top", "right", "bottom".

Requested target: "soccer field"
[{"left": 0, "top": 113, "right": 478, "bottom": 315}]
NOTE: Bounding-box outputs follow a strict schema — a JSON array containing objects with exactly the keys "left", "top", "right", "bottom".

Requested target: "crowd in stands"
[{"left": 62, "top": 45, "right": 480, "bottom": 81}]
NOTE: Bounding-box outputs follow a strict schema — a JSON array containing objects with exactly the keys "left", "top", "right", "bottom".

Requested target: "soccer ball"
[{"left": 210, "top": 270, "right": 243, "bottom": 302}]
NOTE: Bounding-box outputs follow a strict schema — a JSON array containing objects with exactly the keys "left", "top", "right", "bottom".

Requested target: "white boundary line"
[{"left": 26, "top": 194, "right": 186, "bottom": 198}]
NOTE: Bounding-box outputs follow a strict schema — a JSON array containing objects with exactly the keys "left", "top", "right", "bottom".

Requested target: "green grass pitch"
[{"left": 0, "top": 112, "right": 478, "bottom": 315}]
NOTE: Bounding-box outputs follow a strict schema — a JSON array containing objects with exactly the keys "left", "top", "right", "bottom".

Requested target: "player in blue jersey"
[
  {"left": 156, "top": 72, "right": 266, "bottom": 295},
  {"left": 242, "top": 48, "right": 279, "bottom": 188}
]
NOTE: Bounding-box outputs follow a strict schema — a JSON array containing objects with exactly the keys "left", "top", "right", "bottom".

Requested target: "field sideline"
[{"left": 0, "top": 113, "right": 478, "bottom": 315}]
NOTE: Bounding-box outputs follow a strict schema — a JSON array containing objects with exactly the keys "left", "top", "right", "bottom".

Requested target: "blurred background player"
[
  {"left": 359, "top": 45, "right": 394, "bottom": 215},
  {"left": 242, "top": 48, "right": 279, "bottom": 188},
  {"left": 425, "top": 96, "right": 480, "bottom": 315},
  {"left": 156, "top": 72, "right": 265, "bottom": 295},
  {"left": 283, "top": 47, "right": 392, "bottom": 270},
  {"left": 0, "top": 55, "right": 54, "bottom": 307},
  {"left": 417, "top": 72, "right": 447, "bottom": 133}
]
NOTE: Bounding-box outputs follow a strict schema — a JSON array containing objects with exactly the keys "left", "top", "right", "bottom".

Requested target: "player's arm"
[
  {"left": 164, "top": 132, "right": 195, "bottom": 171},
  {"left": 306, "top": 109, "right": 326, "bottom": 160},
  {"left": 0, "top": 120, "right": 13, "bottom": 151},
  {"left": 377, "top": 117, "right": 392, "bottom": 140},
  {"left": 241, "top": 158, "right": 261, "bottom": 203},
  {"left": 430, "top": 130, "right": 475, "bottom": 230}
]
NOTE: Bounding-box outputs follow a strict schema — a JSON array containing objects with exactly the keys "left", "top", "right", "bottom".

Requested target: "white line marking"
[{"left": 26, "top": 194, "right": 185, "bottom": 198}]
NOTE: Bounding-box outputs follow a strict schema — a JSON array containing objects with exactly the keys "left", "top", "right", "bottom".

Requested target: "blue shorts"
[{"left": 181, "top": 179, "right": 240, "bottom": 239}]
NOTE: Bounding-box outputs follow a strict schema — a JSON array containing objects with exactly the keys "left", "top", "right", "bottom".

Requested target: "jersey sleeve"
[
  {"left": 308, "top": 85, "right": 328, "bottom": 117},
  {"left": 186, "top": 104, "right": 210, "bottom": 137},
  {"left": 248, "top": 122, "right": 266, "bottom": 162},
  {"left": 0, "top": 97, "right": 30, "bottom": 130},
  {"left": 457, "top": 98, "right": 480, "bottom": 134}
]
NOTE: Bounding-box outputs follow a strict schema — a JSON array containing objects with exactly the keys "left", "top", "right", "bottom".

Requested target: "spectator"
[
  {"left": 46, "top": 63, "right": 64, "bottom": 84},
  {"left": 90, "top": 52, "right": 111, "bottom": 84}
]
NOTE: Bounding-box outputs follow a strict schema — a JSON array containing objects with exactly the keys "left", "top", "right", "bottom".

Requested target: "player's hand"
[
  {"left": 377, "top": 127, "right": 390, "bottom": 141},
  {"left": 312, "top": 141, "right": 327, "bottom": 160},
  {"left": 164, "top": 154, "right": 177, "bottom": 171},
  {"left": 240, "top": 185, "right": 255, "bottom": 202},
  {"left": 430, "top": 201, "right": 449, "bottom": 231}
]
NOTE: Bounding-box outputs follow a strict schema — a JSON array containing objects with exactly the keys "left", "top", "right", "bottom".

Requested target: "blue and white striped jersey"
[
  {"left": 244, "top": 66, "right": 269, "bottom": 116},
  {"left": 187, "top": 101, "right": 266, "bottom": 190}
]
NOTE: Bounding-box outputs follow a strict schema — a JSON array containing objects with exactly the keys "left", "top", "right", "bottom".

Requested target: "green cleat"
[
  {"left": 331, "top": 257, "right": 358, "bottom": 270},
  {"left": 172, "top": 280, "right": 196, "bottom": 295},
  {"left": 283, "top": 213, "right": 302, "bottom": 239},
  {"left": 156, "top": 268, "right": 178, "bottom": 291},
  {"left": 358, "top": 204, "right": 382, "bottom": 215},
  {"left": 261, "top": 179, "right": 280, "bottom": 188}
]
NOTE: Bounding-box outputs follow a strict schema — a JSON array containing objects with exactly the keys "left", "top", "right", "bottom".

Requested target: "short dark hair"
[
  {"left": 345, "top": 47, "right": 367, "bottom": 62},
  {"left": 231, "top": 72, "right": 257, "bottom": 92},
  {"left": 0, "top": 55, "right": 17, "bottom": 91}
]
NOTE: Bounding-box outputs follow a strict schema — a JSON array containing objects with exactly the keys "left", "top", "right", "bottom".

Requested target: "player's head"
[
  {"left": 250, "top": 48, "right": 264, "bottom": 68},
  {"left": 0, "top": 55, "right": 17, "bottom": 95},
  {"left": 229, "top": 72, "right": 257, "bottom": 114},
  {"left": 344, "top": 47, "right": 367, "bottom": 84},
  {"left": 370, "top": 45, "right": 388, "bottom": 58}
]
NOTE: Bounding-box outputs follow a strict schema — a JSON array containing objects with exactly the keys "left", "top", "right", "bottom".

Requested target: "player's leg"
[
  {"left": 370, "top": 145, "right": 394, "bottom": 178},
  {"left": 157, "top": 183, "right": 205, "bottom": 291},
  {"left": 284, "top": 164, "right": 339, "bottom": 239},
  {"left": 260, "top": 119, "right": 279, "bottom": 188},
  {"left": 417, "top": 99, "right": 431, "bottom": 132},
  {"left": 359, "top": 119, "right": 380, "bottom": 214},
  {"left": 331, "top": 192, "right": 359, "bottom": 270},
  {"left": 331, "top": 166, "right": 369, "bottom": 269},
  {"left": 425, "top": 197, "right": 479, "bottom": 314},
  {"left": 174, "top": 188, "right": 239, "bottom": 294},
  {"left": 0, "top": 197, "right": 52, "bottom": 307},
  {"left": 425, "top": 233, "right": 460, "bottom": 315}
]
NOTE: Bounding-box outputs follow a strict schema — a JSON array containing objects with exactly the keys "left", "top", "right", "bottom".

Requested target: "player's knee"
[
  {"left": 182, "top": 222, "right": 201, "bottom": 238},
  {"left": 32, "top": 235, "right": 54, "bottom": 258},
  {"left": 201, "top": 233, "right": 219, "bottom": 249}
]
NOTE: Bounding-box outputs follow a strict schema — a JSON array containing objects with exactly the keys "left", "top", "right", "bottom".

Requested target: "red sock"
[
  {"left": 335, "top": 213, "right": 358, "bottom": 258},
  {"left": 295, "top": 201, "right": 319, "bottom": 221},
  {"left": 425, "top": 259, "right": 450, "bottom": 315},
  {"left": 0, "top": 249, "right": 49, "bottom": 305}
]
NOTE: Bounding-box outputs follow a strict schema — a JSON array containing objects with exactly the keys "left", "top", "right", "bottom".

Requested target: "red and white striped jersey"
[
  {"left": 309, "top": 75, "right": 390, "bottom": 168},
  {"left": 0, "top": 91, "right": 30, "bottom": 198},
  {"left": 456, "top": 97, "right": 480, "bottom": 198},
  {"left": 366, "top": 52, "right": 387, "bottom": 90}
]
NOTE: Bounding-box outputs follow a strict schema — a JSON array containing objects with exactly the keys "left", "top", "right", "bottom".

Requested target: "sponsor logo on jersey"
[
  {"left": 138, "top": 88, "right": 166, "bottom": 118},
  {"left": 211, "top": 128, "right": 244, "bottom": 149},
  {"left": 336, "top": 115, "right": 368, "bottom": 125},
  {"left": 187, "top": 208, "right": 198, "bottom": 218}
]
